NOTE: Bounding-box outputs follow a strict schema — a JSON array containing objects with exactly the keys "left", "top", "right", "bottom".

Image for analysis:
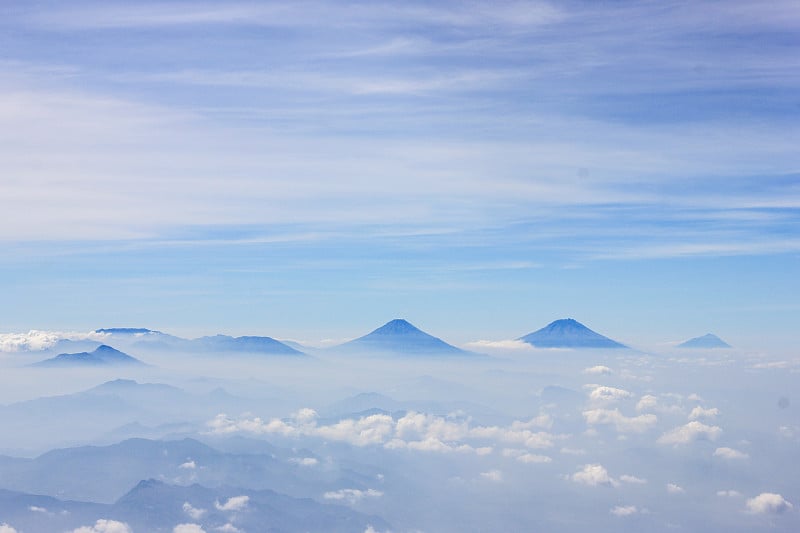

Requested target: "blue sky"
[{"left": 1, "top": 0, "right": 798, "bottom": 347}]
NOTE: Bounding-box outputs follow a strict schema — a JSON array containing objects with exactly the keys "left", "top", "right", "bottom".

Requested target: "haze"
[{"left": 1, "top": 0, "right": 798, "bottom": 531}]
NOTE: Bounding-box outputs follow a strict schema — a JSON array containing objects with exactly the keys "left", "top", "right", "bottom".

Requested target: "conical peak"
[
  {"left": 547, "top": 318, "right": 582, "bottom": 328},
  {"left": 371, "top": 319, "right": 422, "bottom": 335},
  {"left": 94, "top": 344, "right": 122, "bottom": 354},
  {"left": 678, "top": 333, "right": 731, "bottom": 349},
  {"left": 519, "top": 318, "right": 627, "bottom": 349}
]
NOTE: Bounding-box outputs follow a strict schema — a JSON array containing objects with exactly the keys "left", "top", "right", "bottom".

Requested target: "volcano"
[
  {"left": 334, "top": 319, "right": 473, "bottom": 356},
  {"left": 518, "top": 318, "right": 627, "bottom": 349}
]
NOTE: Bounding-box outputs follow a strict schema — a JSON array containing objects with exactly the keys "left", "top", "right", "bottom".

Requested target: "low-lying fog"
[{"left": 0, "top": 331, "right": 797, "bottom": 533}]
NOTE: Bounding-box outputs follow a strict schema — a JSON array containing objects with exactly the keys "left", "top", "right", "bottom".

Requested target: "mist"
[{"left": 0, "top": 324, "right": 796, "bottom": 532}]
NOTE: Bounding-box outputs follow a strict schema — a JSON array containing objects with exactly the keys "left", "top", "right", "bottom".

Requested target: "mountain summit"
[
  {"left": 32, "top": 345, "right": 146, "bottom": 367},
  {"left": 678, "top": 333, "right": 731, "bottom": 349},
  {"left": 518, "top": 318, "right": 627, "bottom": 349},
  {"left": 335, "top": 319, "right": 471, "bottom": 356}
]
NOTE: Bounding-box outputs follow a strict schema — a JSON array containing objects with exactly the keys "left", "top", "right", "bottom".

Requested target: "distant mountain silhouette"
[
  {"left": 191, "top": 335, "right": 304, "bottom": 355},
  {"left": 334, "top": 319, "right": 473, "bottom": 356},
  {"left": 95, "top": 328, "right": 159, "bottom": 335},
  {"left": 95, "top": 328, "right": 304, "bottom": 356},
  {"left": 32, "top": 345, "right": 146, "bottom": 367},
  {"left": 42, "top": 338, "right": 103, "bottom": 354},
  {"left": 0, "top": 475, "right": 389, "bottom": 532},
  {"left": 518, "top": 318, "right": 627, "bottom": 349},
  {"left": 678, "top": 333, "right": 731, "bottom": 349}
]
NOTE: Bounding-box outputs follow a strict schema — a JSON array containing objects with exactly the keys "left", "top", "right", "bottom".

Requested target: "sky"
[{"left": 1, "top": 0, "right": 798, "bottom": 348}]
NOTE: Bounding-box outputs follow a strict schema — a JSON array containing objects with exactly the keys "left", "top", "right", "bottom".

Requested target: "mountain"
[
  {"left": 41, "top": 338, "right": 103, "bottom": 354},
  {"left": 0, "top": 478, "right": 390, "bottom": 533},
  {"left": 191, "top": 334, "right": 304, "bottom": 355},
  {"left": 518, "top": 318, "right": 627, "bottom": 349},
  {"left": 95, "top": 328, "right": 305, "bottom": 356},
  {"left": 0, "top": 381, "right": 255, "bottom": 454},
  {"left": 0, "top": 437, "right": 373, "bottom": 505},
  {"left": 334, "top": 319, "right": 473, "bottom": 356},
  {"left": 678, "top": 333, "right": 731, "bottom": 349},
  {"left": 95, "top": 327, "right": 159, "bottom": 335},
  {"left": 32, "top": 345, "right": 146, "bottom": 367}
]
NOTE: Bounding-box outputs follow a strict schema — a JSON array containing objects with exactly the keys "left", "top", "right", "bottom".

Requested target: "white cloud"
[
  {"left": 516, "top": 453, "right": 552, "bottom": 464},
  {"left": 317, "top": 413, "right": 396, "bottom": 446},
  {"left": 588, "top": 385, "right": 633, "bottom": 403},
  {"left": 468, "top": 424, "right": 556, "bottom": 449},
  {"left": 667, "top": 483, "right": 685, "bottom": 494},
  {"left": 658, "top": 421, "right": 722, "bottom": 445},
  {"left": 510, "top": 414, "right": 554, "bottom": 431},
  {"left": 28, "top": 505, "right": 48, "bottom": 513},
  {"left": 173, "top": 525, "right": 206, "bottom": 533},
  {"left": 717, "top": 490, "right": 742, "bottom": 497},
  {"left": 480, "top": 470, "right": 503, "bottom": 482},
  {"left": 394, "top": 411, "right": 467, "bottom": 442},
  {"left": 385, "top": 437, "right": 490, "bottom": 455},
  {"left": 0, "top": 329, "right": 108, "bottom": 352},
  {"left": 323, "top": 488, "right": 384, "bottom": 504},
  {"left": 610, "top": 505, "right": 638, "bottom": 516},
  {"left": 289, "top": 457, "right": 319, "bottom": 466},
  {"left": 71, "top": 520, "right": 133, "bottom": 533},
  {"left": 182, "top": 502, "right": 207, "bottom": 520},
  {"left": 583, "top": 365, "right": 612, "bottom": 375},
  {"left": 745, "top": 493, "right": 794, "bottom": 514},
  {"left": 583, "top": 408, "right": 657, "bottom": 433},
  {"left": 713, "top": 447, "right": 749, "bottom": 460},
  {"left": 0, "top": 525, "right": 18, "bottom": 533},
  {"left": 620, "top": 474, "right": 647, "bottom": 484},
  {"left": 635, "top": 394, "right": 683, "bottom": 415},
  {"left": 208, "top": 410, "right": 394, "bottom": 446},
  {"left": 208, "top": 410, "right": 555, "bottom": 455},
  {"left": 179, "top": 460, "right": 197, "bottom": 469},
  {"left": 570, "top": 464, "right": 619, "bottom": 488},
  {"left": 464, "top": 339, "right": 534, "bottom": 351},
  {"left": 502, "top": 448, "right": 552, "bottom": 464},
  {"left": 635, "top": 395, "right": 658, "bottom": 412},
  {"left": 215, "top": 525, "right": 241, "bottom": 533},
  {"left": 215, "top": 495, "right": 249, "bottom": 512},
  {"left": 293, "top": 407, "right": 319, "bottom": 425},
  {"left": 688, "top": 406, "right": 720, "bottom": 420}
]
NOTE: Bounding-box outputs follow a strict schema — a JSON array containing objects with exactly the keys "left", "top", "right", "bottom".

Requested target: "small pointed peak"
[
  {"left": 678, "top": 333, "right": 731, "bottom": 349},
  {"left": 102, "top": 378, "right": 138, "bottom": 387},
  {"left": 372, "top": 319, "right": 421, "bottom": 334},
  {"left": 94, "top": 344, "right": 118, "bottom": 352}
]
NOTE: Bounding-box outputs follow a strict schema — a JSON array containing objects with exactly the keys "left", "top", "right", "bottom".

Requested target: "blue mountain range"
[{"left": 94, "top": 328, "right": 305, "bottom": 356}]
